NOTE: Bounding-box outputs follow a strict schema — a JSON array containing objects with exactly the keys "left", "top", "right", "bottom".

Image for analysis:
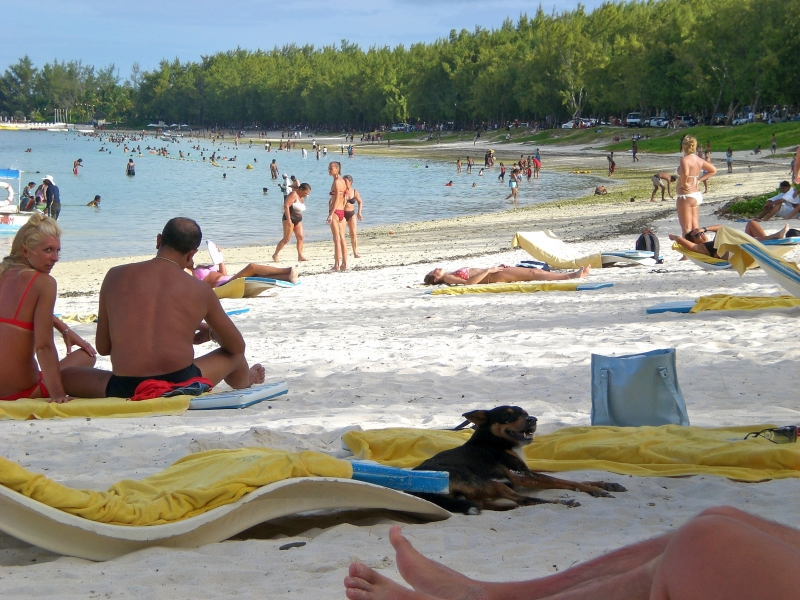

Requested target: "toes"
[{"left": 562, "top": 499, "right": 581, "bottom": 507}]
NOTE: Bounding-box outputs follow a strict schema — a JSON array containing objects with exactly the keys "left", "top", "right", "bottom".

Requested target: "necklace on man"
[{"left": 155, "top": 256, "right": 182, "bottom": 268}]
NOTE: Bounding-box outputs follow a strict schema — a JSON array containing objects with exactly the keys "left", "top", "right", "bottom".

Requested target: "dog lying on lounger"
[{"left": 413, "top": 406, "right": 626, "bottom": 514}]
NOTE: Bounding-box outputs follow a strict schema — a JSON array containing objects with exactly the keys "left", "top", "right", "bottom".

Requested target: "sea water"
[{"left": 0, "top": 131, "right": 607, "bottom": 261}]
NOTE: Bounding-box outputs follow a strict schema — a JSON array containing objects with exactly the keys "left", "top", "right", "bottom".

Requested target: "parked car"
[
  {"left": 561, "top": 121, "right": 576, "bottom": 129},
  {"left": 732, "top": 116, "right": 751, "bottom": 126},
  {"left": 390, "top": 123, "right": 409, "bottom": 132},
  {"left": 626, "top": 112, "right": 643, "bottom": 127},
  {"left": 711, "top": 113, "right": 727, "bottom": 125},
  {"left": 674, "top": 115, "right": 696, "bottom": 127}
]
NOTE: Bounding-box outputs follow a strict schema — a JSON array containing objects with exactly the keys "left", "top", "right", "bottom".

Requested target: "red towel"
[{"left": 131, "top": 377, "right": 213, "bottom": 401}]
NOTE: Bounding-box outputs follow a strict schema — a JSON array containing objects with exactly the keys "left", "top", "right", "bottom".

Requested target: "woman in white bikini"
[{"left": 676, "top": 136, "right": 716, "bottom": 235}]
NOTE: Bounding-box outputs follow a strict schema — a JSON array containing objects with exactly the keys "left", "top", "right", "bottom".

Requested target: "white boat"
[{"left": 0, "top": 169, "right": 33, "bottom": 234}]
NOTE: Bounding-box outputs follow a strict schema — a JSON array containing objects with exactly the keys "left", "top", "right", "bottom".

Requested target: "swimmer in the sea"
[{"left": 87, "top": 195, "right": 101, "bottom": 207}]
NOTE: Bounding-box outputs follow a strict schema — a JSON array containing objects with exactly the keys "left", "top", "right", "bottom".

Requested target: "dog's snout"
[{"left": 526, "top": 416, "right": 538, "bottom": 426}]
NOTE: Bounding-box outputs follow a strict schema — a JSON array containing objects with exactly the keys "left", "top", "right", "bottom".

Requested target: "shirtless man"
[
  {"left": 327, "top": 161, "right": 348, "bottom": 271},
  {"left": 650, "top": 172, "right": 677, "bottom": 202},
  {"left": 65, "top": 218, "right": 264, "bottom": 398}
]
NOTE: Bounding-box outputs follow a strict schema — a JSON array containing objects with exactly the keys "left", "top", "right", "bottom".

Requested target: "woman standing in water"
[
  {"left": 327, "top": 162, "right": 348, "bottom": 271},
  {"left": 125, "top": 158, "right": 135, "bottom": 176},
  {"left": 73, "top": 158, "right": 82, "bottom": 175},
  {"left": 0, "top": 215, "right": 96, "bottom": 402},
  {"left": 676, "top": 136, "right": 716, "bottom": 235},
  {"left": 342, "top": 175, "right": 364, "bottom": 258},
  {"left": 273, "top": 183, "right": 311, "bottom": 263}
]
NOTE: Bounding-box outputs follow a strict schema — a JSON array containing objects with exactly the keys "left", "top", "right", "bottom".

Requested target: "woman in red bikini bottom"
[
  {"left": 0, "top": 214, "right": 97, "bottom": 403},
  {"left": 423, "top": 264, "right": 591, "bottom": 285},
  {"left": 326, "top": 161, "right": 348, "bottom": 271}
]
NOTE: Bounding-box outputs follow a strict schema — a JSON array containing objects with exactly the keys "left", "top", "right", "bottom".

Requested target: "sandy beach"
[{"left": 3, "top": 147, "right": 800, "bottom": 598}]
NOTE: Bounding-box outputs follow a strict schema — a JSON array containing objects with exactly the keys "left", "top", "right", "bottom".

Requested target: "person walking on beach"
[
  {"left": 607, "top": 152, "right": 616, "bottom": 176},
  {"left": 505, "top": 169, "right": 519, "bottom": 203},
  {"left": 272, "top": 183, "right": 310, "bottom": 263},
  {"left": 342, "top": 175, "right": 364, "bottom": 258},
  {"left": 631, "top": 139, "right": 639, "bottom": 162},
  {"left": 676, "top": 136, "right": 716, "bottom": 235},
  {"left": 771, "top": 134, "right": 777, "bottom": 155},
  {"left": 327, "top": 161, "right": 348, "bottom": 271},
  {"left": 456, "top": 158, "right": 462, "bottom": 174},
  {"left": 498, "top": 163, "right": 506, "bottom": 182},
  {"left": 726, "top": 148, "right": 733, "bottom": 173},
  {"left": 126, "top": 158, "right": 135, "bottom": 176},
  {"left": 61, "top": 217, "right": 265, "bottom": 399}
]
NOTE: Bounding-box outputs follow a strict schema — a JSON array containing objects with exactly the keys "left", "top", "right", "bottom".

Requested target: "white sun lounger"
[
  {"left": 646, "top": 300, "right": 696, "bottom": 314},
  {"left": 740, "top": 243, "right": 800, "bottom": 298},
  {"left": 0, "top": 477, "right": 449, "bottom": 561},
  {"left": 188, "top": 381, "right": 289, "bottom": 410}
]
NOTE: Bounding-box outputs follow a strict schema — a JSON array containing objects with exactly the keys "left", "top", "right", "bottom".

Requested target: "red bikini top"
[{"left": 0, "top": 271, "right": 40, "bottom": 331}]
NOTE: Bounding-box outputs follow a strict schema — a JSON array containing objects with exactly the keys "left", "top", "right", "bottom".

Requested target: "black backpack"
[{"left": 636, "top": 230, "right": 662, "bottom": 263}]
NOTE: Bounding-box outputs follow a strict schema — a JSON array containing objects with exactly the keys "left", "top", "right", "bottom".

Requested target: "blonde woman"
[
  {"left": 676, "top": 136, "right": 716, "bottom": 235},
  {"left": 342, "top": 175, "right": 363, "bottom": 258},
  {"left": 326, "top": 161, "right": 348, "bottom": 271},
  {"left": 0, "top": 215, "right": 96, "bottom": 402}
]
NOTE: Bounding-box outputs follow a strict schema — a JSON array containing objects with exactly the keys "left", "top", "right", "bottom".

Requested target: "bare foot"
[
  {"left": 390, "top": 527, "right": 487, "bottom": 600},
  {"left": 341, "top": 263, "right": 347, "bottom": 271},
  {"left": 249, "top": 364, "right": 265, "bottom": 385},
  {"left": 779, "top": 223, "right": 789, "bottom": 239},
  {"left": 289, "top": 266, "right": 298, "bottom": 284},
  {"left": 272, "top": 252, "right": 280, "bottom": 263},
  {"left": 569, "top": 265, "right": 591, "bottom": 279},
  {"left": 298, "top": 255, "right": 308, "bottom": 262},
  {"left": 331, "top": 265, "right": 341, "bottom": 272},
  {"left": 354, "top": 253, "right": 361, "bottom": 258},
  {"left": 344, "top": 562, "right": 437, "bottom": 600}
]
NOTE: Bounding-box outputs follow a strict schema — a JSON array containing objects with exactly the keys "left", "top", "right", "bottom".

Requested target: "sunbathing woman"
[
  {"left": 0, "top": 215, "right": 96, "bottom": 403},
  {"left": 669, "top": 222, "right": 793, "bottom": 259},
  {"left": 424, "top": 264, "right": 590, "bottom": 285},
  {"left": 192, "top": 242, "right": 298, "bottom": 288}
]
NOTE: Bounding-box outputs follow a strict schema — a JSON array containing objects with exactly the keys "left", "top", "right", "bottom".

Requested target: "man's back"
[{"left": 99, "top": 260, "right": 211, "bottom": 376}]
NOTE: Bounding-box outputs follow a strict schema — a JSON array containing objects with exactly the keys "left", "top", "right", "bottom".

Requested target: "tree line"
[{"left": 1, "top": 0, "right": 798, "bottom": 129}]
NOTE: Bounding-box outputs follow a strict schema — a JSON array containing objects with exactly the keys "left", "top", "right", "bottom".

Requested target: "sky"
[{"left": 4, "top": 0, "right": 603, "bottom": 78}]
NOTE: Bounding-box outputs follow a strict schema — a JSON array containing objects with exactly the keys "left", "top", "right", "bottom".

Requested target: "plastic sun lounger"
[
  {"left": 646, "top": 301, "right": 696, "bottom": 314},
  {"left": 0, "top": 477, "right": 449, "bottom": 561},
  {"left": 576, "top": 282, "right": 614, "bottom": 290},
  {"left": 740, "top": 243, "right": 800, "bottom": 298},
  {"left": 189, "top": 381, "right": 289, "bottom": 410},
  {"left": 350, "top": 461, "right": 449, "bottom": 494},
  {"left": 762, "top": 237, "right": 800, "bottom": 246}
]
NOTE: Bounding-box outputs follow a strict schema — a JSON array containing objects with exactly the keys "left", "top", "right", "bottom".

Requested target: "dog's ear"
[{"left": 463, "top": 410, "right": 488, "bottom": 426}]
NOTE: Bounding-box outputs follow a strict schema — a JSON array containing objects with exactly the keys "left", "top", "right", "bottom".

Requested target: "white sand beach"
[{"left": 2, "top": 153, "right": 800, "bottom": 598}]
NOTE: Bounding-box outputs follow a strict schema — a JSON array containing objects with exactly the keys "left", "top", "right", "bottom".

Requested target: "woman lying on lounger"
[
  {"left": 0, "top": 214, "right": 96, "bottom": 403},
  {"left": 423, "top": 264, "right": 590, "bottom": 285},
  {"left": 192, "top": 245, "right": 298, "bottom": 287},
  {"left": 669, "top": 222, "right": 796, "bottom": 259}
]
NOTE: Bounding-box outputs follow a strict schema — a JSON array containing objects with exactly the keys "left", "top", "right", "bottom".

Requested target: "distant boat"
[{"left": 0, "top": 168, "right": 33, "bottom": 234}]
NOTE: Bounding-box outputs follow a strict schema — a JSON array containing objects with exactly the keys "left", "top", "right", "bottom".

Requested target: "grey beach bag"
[{"left": 591, "top": 348, "right": 689, "bottom": 427}]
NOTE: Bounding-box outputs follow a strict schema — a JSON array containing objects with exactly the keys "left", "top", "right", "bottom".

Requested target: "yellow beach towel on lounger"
[
  {"left": 670, "top": 242, "right": 733, "bottom": 266},
  {"left": 342, "top": 425, "right": 800, "bottom": 482},
  {"left": 0, "top": 396, "right": 191, "bottom": 420},
  {"left": 511, "top": 231, "right": 602, "bottom": 269},
  {"left": 690, "top": 294, "right": 800, "bottom": 313},
  {"left": 432, "top": 282, "right": 580, "bottom": 296},
  {"left": 715, "top": 226, "right": 800, "bottom": 275},
  {"left": 0, "top": 448, "right": 352, "bottom": 525},
  {"left": 214, "top": 278, "right": 246, "bottom": 299}
]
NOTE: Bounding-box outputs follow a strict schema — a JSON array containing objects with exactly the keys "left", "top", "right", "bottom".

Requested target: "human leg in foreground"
[
  {"left": 344, "top": 506, "right": 800, "bottom": 600},
  {"left": 744, "top": 220, "right": 789, "bottom": 241},
  {"left": 488, "top": 265, "right": 590, "bottom": 283}
]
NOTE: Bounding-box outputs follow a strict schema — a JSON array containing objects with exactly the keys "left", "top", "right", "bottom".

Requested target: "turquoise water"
[{"left": 0, "top": 131, "right": 606, "bottom": 261}]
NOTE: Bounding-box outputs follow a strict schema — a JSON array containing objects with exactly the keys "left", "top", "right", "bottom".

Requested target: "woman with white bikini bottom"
[{"left": 676, "top": 136, "right": 716, "bottom": 235}]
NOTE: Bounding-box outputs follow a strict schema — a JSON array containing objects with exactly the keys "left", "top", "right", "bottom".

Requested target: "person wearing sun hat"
[{"left": 43, "top": 175, "right": 61, "bottom": 220}]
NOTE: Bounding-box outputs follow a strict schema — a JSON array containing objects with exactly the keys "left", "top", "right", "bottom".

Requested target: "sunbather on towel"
[
  {"left": 62, "top": 217, "right": 265, "bottom": 399},
  {"left": 670, "top": 222, "right": 793, "bottom": 259},
  {"left": 0, "top": 214, "right": 97, "bottom": 403},
  {"left": 192, "top": 252, "right": 298, "bottom": 288},
  {"left": 344, "top": 506, "right": 800, "bottom": 600},
  {"left": 423, "top": 264, "right": 590, "bottom": 285}
]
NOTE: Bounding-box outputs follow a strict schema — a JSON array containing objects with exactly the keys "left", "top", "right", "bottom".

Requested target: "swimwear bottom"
[
  {"left": 282, "top": 213, "right": 302, "bottom": 225},
  {"left": 343, "top": 210, "right": 355, "bottom": 221},
  {"left": 333, "top": 209, "right": 345, "bottom": 221},
  {"left": 105, "top": 364, "right": 203, "bottom": 399},
  {"left": 652, "top": 175, "right": 664, "bottom": 187},
  {"left": 0, "top": 373, "right": 49, "bottom": 400}
]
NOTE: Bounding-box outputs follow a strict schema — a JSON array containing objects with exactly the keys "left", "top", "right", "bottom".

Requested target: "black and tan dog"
[{"left": 413, "top": 406, "right": 626, "bottom": 514}]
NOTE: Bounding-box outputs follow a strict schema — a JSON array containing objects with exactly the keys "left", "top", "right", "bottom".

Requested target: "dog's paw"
[
  {"left": 586, "top": 481, "right": 627, "bottom": 494},
  {"left": 466, "top": 506, "right": 481, "bottom": 516},
  {"left": 560, "top": 499, "right": 581, "bottom": 508},
  {"left": 589, "top": 489, "right": 614, "bottom": 498}
]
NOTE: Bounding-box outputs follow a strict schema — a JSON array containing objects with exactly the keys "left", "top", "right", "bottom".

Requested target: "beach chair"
[
  {"left": 214, "top": 277, "right": 299, "bottom": 299},
  {"left": 511, "top": 230, "right": 656, "bottom": 269},
  {"left": 646, "top": 295, "right": 800, "bottom": 314},
  {"left": 670, "top": 243, "right": 732, "bottom": 270}
]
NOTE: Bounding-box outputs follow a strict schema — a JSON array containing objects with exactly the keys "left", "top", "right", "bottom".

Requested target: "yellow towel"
[
  {"left": 511, "top": 231, "right": 602, "bottom": 269},
  {"left": 432, "top": 282, "right": 580, "bottom": 295},
  {"left": 1, "top": 448, "right": 352, "bottom": 525},
  {"left": 214, "top": 278, "right": 246, "bottom": 299},
  {"left": 670, "top": 242, "right": 731, "bottom": 265},
  {"left": 715, "top": 227, "right": 800, "bottom": 275},
  {"left": 342, "top": 425, "right": 800, "bottom": 482},
  {"left": 58, "top": 313, "right": 99, "bottom": 324},
  {"left": 0, "top": 396, "right": 191, "bottom": 420},
  {"left": 691, "top": 294, "right": 800, "bottom": 313}
]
